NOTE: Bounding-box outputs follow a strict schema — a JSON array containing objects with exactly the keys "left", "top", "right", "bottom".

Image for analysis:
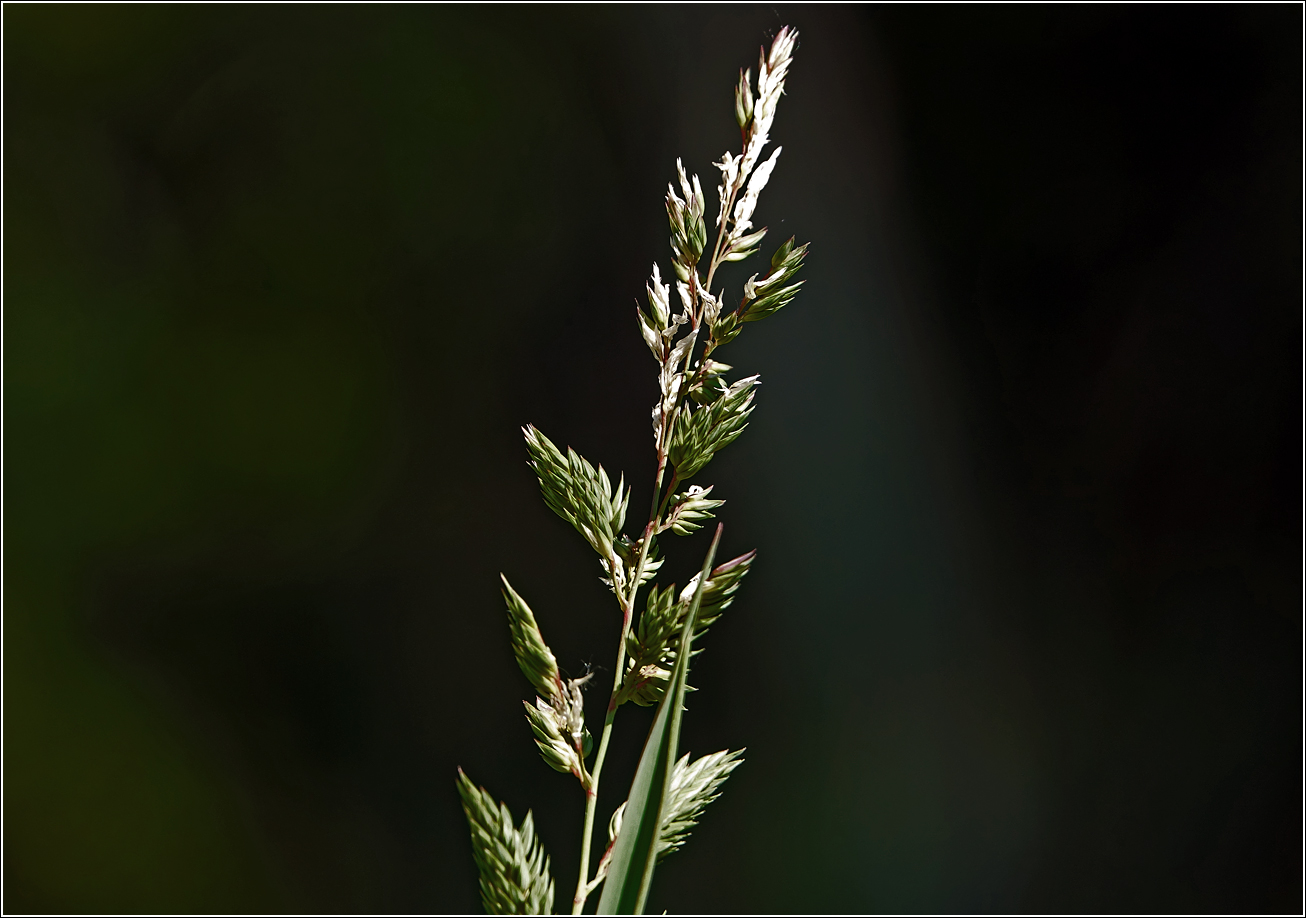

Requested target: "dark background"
[{"left": 4, "top": 4, "right": 1300, "bottom": 914}]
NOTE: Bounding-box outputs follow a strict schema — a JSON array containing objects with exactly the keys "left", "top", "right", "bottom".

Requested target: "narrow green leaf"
[{"left": 597, "top": 525, "right": 722, "bottom": 915}]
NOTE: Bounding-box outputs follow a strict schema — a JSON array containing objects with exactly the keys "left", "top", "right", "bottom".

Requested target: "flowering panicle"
[
  {"left": 662, "top": 485, "right": 726, "bottom": 536},
  {"left": 666, "top": 160, "right": 707, "bottom": 283},
  {"left": 619, "top": 550, "right": 755, "bottom": 707},
  {"left": 503, "top": 575, "right": 594, "bottom": 782},
  {"left": 603, "top": 749, "right": 745, "bottom": 864},
  {"left": 715, "top": 27, "right": 799, "bottom": 263},
  {"left": 460, "top": 25, "right": 807, "bottom": 915},
  {"left": 457, "top": 770, "right": 555, "bottom": 915}
]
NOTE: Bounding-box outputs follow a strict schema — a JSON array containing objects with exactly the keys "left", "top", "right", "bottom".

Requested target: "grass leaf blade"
[{"left": 597, "top": 525, "right": 722, "bottom": 915}]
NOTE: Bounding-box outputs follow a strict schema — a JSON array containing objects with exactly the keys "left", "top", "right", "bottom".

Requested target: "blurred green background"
[{"left": 5, "top": 5, "right": 1299, "bottom": 914}]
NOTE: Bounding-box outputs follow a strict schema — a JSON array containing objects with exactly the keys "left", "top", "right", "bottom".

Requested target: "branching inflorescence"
[{"left": 457, "top": 27, "right": 806, "bottom": 915}]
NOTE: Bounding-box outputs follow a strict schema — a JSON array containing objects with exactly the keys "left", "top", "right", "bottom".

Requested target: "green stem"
[
  {"left": 631, "top": 523, "right": 722, "bottom": 914},
  {"left": 654, "top": 473, "right": 680, "bottom": 530},
  {"left": 704, "top": 187, "right": 737, "bottom": 294},
  {"left": 571, "top": 645, "right": 621, "bottom": 913}
]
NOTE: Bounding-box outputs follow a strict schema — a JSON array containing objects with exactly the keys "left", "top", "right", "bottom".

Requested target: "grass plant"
[{"left": 457, "top": 27, "right": 807, "bottom": 914}]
